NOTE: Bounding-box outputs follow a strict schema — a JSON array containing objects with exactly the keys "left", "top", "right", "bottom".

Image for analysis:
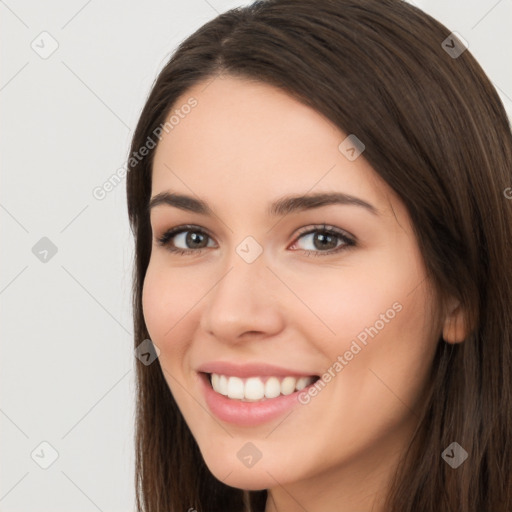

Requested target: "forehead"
[{"left": 151, "top": 76, "right": 393, "bottom": 214}]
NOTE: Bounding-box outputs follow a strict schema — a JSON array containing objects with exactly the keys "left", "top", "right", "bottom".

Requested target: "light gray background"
[{"left": 1, "top": 1, "right": 510, "bottom": 510}]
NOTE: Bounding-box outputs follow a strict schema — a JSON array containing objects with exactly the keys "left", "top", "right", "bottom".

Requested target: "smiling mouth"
[{"left": 205, "top": 373, "right": 320, "bottom": 402}]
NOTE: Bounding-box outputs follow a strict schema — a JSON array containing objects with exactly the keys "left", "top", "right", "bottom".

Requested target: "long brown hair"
[{"left": 126, "top": 0, "right": 512, "bottom": 510}]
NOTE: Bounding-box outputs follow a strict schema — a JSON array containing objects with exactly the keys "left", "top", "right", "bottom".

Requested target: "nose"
[{"left": 199, "top": 250, "right": 285, "bottom": 344}]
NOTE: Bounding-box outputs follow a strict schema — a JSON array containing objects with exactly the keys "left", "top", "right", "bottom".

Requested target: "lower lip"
[{"left": 199, "top": 373, "right": 313, "bottom": 427}]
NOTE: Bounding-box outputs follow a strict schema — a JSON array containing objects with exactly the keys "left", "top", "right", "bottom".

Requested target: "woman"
[{"left": 126, "top": 0, "right": 512, "bottom": 510}]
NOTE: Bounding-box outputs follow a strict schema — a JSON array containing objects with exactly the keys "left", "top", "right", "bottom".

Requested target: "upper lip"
[{"left": 196, "top": 361, "right": 319, "bottom": 379}]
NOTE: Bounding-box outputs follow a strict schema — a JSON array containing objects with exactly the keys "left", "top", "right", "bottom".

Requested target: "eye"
[
  {"left": 156, "top": 225, "right": 215, "bottom": 256},
  {"left": 289, "top": 224, "right": 355, "bottom": 257},
  {"left": 155, "top": 223, "right": 356, "bottom": 257}
]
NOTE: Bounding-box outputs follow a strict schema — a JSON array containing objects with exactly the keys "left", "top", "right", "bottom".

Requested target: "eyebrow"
[{"left": 147, "top": 191, "right": 378, "bottom": 217}]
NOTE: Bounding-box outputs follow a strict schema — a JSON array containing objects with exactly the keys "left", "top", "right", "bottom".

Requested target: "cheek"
[
  {"left": 141, "top": 263, "right": 202, "bottom": 411},
  {"left": 141, "top": 260, "right": 197, "bottom": 353},
  {"left": 311, "top": 265, "right": 437, "bottom": 427},
  {"left": 283, "top": 259, "right": 414, "bottom": 351},
  {"left": 142, "top": 264, "right": 168, "bottom": 342},
  {"left": 287, "top": 246, "right": 437, "bottom": 402},
  {"left": 318, "top": 242, "right": 428, "bottom": 344}
]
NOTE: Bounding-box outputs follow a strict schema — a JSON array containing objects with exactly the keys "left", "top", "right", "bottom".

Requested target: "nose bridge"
[
  {"left": 215, "top": 233, "right": 269, "bottom": 299},
  {"left": 211, "top": 241, "right": 268, "bottom": 315},
  {"left": 200, "top": 238, "right": 284, "bottom": 340}
]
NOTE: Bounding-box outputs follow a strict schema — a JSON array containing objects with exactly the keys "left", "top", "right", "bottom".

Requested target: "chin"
[
  {"left": 212, "top": 465, "right": 274, "bottom": 491},
  {"left": 198, "top": 447, "right": 282, "bottom": 490}
]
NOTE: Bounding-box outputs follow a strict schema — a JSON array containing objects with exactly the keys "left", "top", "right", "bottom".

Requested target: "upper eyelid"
[{"left": 294, "top": 224, "right": 355, "bottom": 240}]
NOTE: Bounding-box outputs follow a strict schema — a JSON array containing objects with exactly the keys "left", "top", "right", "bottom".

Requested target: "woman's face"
[{"left": 143, "top": 75, "right": 442, "bottom": 498}]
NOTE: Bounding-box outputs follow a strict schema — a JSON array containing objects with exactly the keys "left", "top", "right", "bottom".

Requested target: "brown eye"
[
  {"left": 157, "top": 225, "right": 215, "bottom": 254},
  {"left": 290, "top": 225, "right": 356, "bottom": 257}
]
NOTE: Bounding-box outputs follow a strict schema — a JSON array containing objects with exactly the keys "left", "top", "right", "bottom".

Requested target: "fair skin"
[{"left": 142, "top": 75, "right": 466, "bottom": 512}]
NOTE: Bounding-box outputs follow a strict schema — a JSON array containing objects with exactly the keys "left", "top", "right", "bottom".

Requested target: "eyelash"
[{"left": 155, "top": 223, "right": 356, "bottom": 258}]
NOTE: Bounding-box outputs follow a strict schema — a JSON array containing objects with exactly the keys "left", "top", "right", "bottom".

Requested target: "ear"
[{"left": 441, "top": 297, "right": 468, "bottom": 344}]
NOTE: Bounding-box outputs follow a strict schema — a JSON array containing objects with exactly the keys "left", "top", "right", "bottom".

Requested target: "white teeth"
[
  {"left": 281, "top": 376, "right": 296, "bottom": 395},
  {"left": 245, "top": 377, "right": 265, "bottom": 400},
  {"left": 265, "top": 377, "right": 281, "bottom": 398},
  {"left": 227, "top": 376, "right": 244, "bottom": 399},
  {"left": 218, "top": 375, "right": 228, "bottom": 396},
  {"left": 210, "top": 373, "right": 316, "bottom": 401},
  {"left": 296, "top": 377, "right": 310, "bottom": 391}
]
